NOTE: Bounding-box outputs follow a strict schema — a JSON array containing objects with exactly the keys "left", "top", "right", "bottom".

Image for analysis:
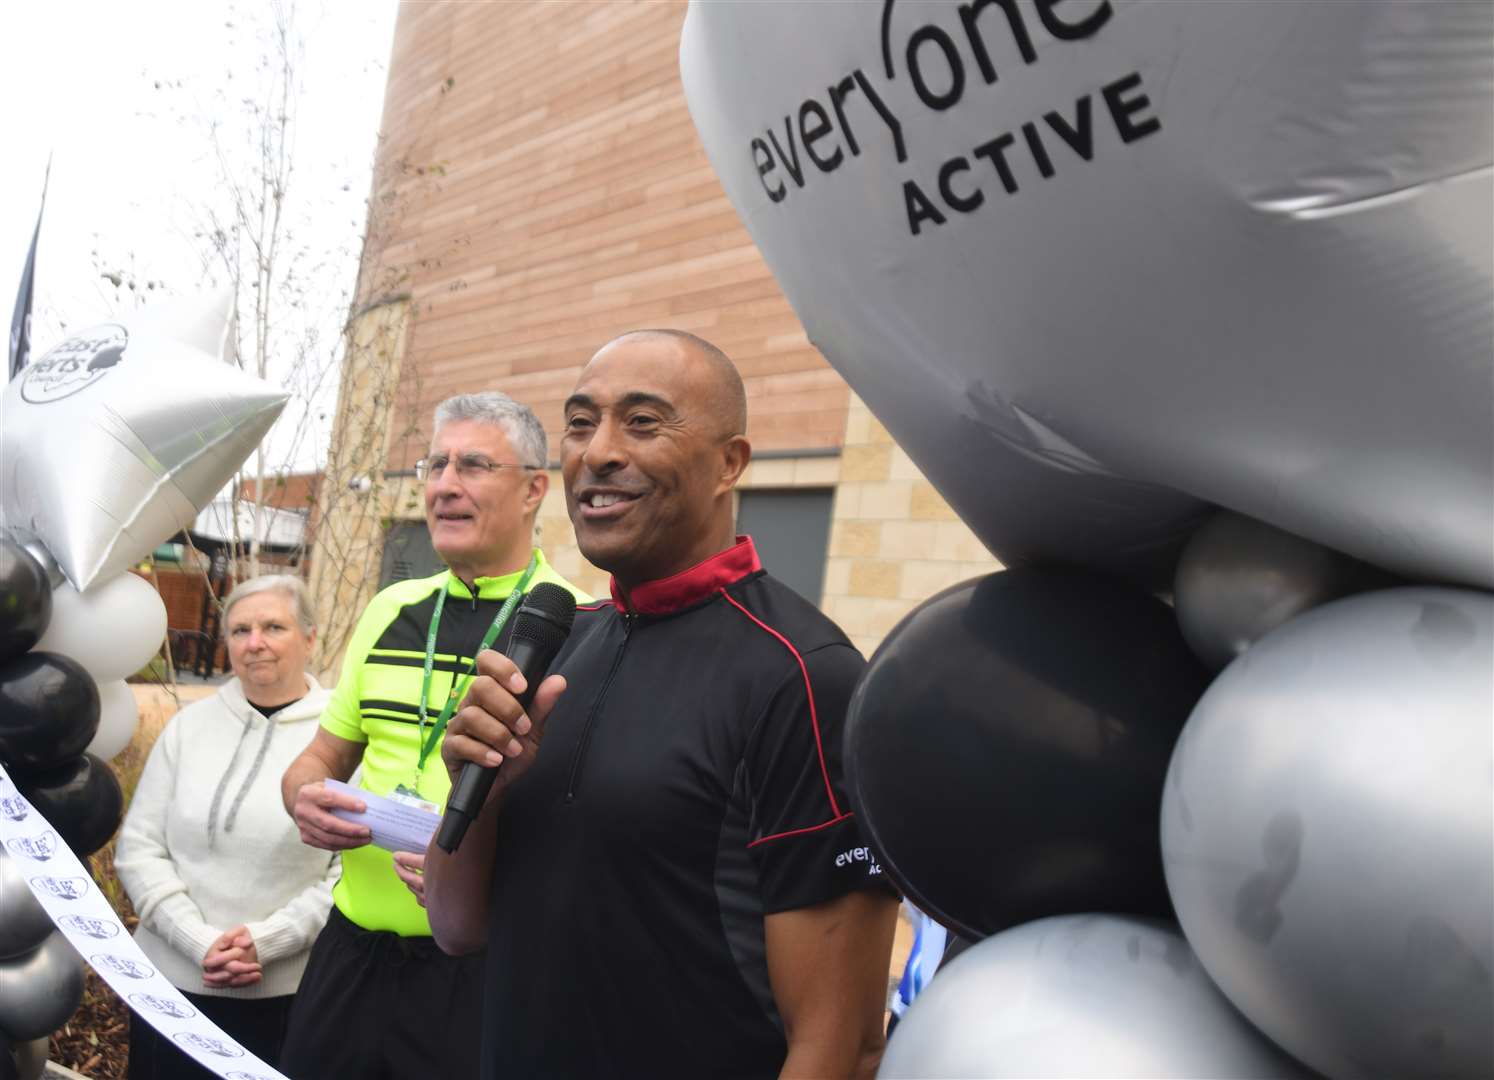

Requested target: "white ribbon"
[{"left": 0, "top": 762, "right": 289, "bottom": 1080}]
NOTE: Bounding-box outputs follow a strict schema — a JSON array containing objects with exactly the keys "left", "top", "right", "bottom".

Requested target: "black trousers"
[
  {"left": 279, "top": 907, "right": 487, "bottom": 1080},
  {"left": 128, "top": 990, "right": 292, "bottom": 1079}
]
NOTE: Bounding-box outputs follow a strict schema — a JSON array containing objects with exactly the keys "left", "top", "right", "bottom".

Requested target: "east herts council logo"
[{"left": 21, "top": 324, "right": 128, "bottom": 403}]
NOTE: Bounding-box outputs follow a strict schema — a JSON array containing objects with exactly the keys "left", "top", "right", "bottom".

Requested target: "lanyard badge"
[{"left": 395, "top": 553, "right": 540, "bottom": 800}]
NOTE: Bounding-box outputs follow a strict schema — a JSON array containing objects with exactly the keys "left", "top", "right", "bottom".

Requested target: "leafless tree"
[{"left": 92, "top": 0, "right": 465, "bottom": 674}]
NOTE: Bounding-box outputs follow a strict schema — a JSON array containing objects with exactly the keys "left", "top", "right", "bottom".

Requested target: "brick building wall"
[
  {"left": 314, "top": 0, "right": 1002, "bottom": 661},
  {"left": 824, "top": 397, "right": 1001, "bottom": 658},
  {"left": 366, "top": 0, "right": 848, "bottom": 473}
]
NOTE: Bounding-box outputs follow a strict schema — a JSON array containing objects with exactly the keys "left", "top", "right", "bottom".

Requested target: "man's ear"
[
  {"left": 717, "top": 435, "right": 752, "bottom": 495},
  {"left": 523, "top": 469, "right": 549, "bottom": 515}
]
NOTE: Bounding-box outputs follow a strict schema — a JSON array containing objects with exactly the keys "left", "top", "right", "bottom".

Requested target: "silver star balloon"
[{"left": 0, "top": 292, "right": 288, "bottom": 590}]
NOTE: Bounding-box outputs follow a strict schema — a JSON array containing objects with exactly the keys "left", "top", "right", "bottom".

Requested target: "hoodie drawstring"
[
  {"left": 205, "top": 707, "right": 278, "bottom": 849},
  {"left": 224, "top": 718, "right": 277, "bottom": 838}
]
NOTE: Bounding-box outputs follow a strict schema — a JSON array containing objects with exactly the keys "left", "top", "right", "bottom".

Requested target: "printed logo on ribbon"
[
  {"left": 93, "top": 954, "right": 156, "bottom": 980},
  {"left": 131, "top": 993, "right": 198, "bottom": 1020},
  {"left": 7, "top": 831, "right": 59, "bottom": 861},
  {"left": 31, "top": 875, "right": 89, "bottom": 900},
  {"left": 58, "top": 914, "right": 119, "bottom": 939},
  {"left": 0, "top": 761, "right": 292, "bottom": 1080},
  {"left": 21, "top": 324, "right": 129, "bottom": 403},
  {"left": 174, "top": 1033, "right": 244, "bottom": 1058}
]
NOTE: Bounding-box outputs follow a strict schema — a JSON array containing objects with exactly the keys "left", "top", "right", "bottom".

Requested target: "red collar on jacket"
[{"left": 607, "top": 536, "right": 762, "bottom": 615}]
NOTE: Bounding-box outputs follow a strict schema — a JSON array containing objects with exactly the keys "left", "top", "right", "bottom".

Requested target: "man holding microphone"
[
  {"left": 278, "top": 392, "right": 589, "bottom": 1079},
  {"left": 427, "top": 331, "right": 899, "bottom": 1079}
]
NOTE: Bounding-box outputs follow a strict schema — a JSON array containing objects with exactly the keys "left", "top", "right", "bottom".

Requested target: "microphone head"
[{"left": 511, "top": 582, "right": 577, "bottom": 652}]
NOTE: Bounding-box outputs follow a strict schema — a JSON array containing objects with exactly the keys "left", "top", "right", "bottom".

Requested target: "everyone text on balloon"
[{"left": 743, "top": 0, "right": 1163, "bottom": 237}]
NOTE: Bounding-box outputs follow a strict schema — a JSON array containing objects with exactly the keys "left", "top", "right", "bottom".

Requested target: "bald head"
[
  {"left": 609, "top": 329, "right": 747, "bottom": 438},
  {"left": 563, "top": 329, "right": 754, "bottom": 588}
]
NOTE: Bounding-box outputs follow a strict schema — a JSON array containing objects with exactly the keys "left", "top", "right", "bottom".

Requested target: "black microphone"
[{"left": 435, "top": 582, "right": 576, "bottom": 853}]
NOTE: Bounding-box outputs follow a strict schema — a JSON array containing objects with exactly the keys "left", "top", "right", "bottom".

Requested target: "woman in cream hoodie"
[{"left": 116, "top": 574, "right": 339, "bottom": 1078}]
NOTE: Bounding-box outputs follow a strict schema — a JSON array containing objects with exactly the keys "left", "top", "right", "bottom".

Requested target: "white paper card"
[{"left": 325, "top": 778, "right": 439, "bottom": 854}]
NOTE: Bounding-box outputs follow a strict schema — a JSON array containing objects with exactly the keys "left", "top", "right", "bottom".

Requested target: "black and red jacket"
[{"left": 479, "top": 536, "right": 891, "bottom": 1079}]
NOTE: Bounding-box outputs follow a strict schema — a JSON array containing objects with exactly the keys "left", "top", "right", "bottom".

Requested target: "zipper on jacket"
[{"left": 565, "top": 614, "right": 633, "bottom": 801}]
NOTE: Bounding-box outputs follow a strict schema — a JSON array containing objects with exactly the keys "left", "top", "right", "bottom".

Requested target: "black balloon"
[
  {"left": 0, "top": 539, "right": 52, "bottom": 665},
  {"left": 845, "top": 568, "right": 1209, "bottom": 940},
  {"left": 15, "top": 754, "right": 124, "bottom": 858},
  {"left": 1173, "top": 510, "right": 1396, "bottom": 671},
  {"left": 0, "top": 652, "right": 100, "bottom": 774}
]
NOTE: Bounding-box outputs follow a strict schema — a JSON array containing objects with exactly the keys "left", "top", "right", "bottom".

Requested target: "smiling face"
[
  {"left": 424, "top": 419, "right": 548, "bottom": 581},
  {"left": 562, "top": 334, "right": 751, "bottom": 592},
  {"left": 225, "top": 590, "right": 314, "bottom": 706}
]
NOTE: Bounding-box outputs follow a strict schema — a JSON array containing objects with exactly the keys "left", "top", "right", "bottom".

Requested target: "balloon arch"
[
  {"left": 0, "top": 292, "right": 288, "bottom": 1076},
  {"left": 683, "top": 1, "right": 1492, "bottom": 1077}
]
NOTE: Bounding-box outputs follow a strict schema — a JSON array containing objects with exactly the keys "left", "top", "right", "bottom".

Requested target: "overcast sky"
[{"left": 0, "top": 0, "right": 399, "bottom": 466}]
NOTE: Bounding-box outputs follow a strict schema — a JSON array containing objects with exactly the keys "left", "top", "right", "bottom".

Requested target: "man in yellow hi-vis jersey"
[{"left": 278, "top": 391, "right": 589, "bottom": 1079}]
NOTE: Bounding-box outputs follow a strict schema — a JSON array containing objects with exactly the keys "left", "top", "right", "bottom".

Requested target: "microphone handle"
[{"left": 434, "top": 636, "right": 552, "bottom": 854}]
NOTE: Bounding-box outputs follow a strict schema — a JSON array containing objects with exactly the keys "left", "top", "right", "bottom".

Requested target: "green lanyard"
[{"left": 414, "top": 552, "right": 539, "bottom": 776}]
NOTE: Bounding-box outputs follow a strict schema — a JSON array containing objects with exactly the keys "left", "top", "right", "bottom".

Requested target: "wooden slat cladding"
[{"left": 368, "top": 0, "right": 848, "bottom": 470}]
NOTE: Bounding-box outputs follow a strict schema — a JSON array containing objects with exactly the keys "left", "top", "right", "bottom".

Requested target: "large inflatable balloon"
[
  {"left": 880, "top": 914, "right": 1309, "bottom": 1079},
  {"left": 0, "top": 848, "right": 52, "bottom": 961},
  {"left": 0, "top": 653, "right": 101, "bottom": 774},
  {"left": 1173, "top": 511, "right": 1390, "bottom": 671},
  {"left": 1162, "top": 587, "right": 1493, "bottom": 1080},
  {"left": 33, "top": 572, "right": 167, "bottom": 683},
  {"left": 14, "top": 754, "right": 124, "bottom": 858},
  {"left": 845, "top": 568, "right": 1207, "bottom": 939},
  {"left": 681, "top": 1, "right": 1494, "bottom": 589},
  {"left": 0, "top": 932, "right": 84, "bottom": 1041},
  {"left": 0, "top": 291, "right": 289, "bottom": 590}
]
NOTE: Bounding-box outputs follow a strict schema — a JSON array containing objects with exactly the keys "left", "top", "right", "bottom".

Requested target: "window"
[{"left": 379, "top": 522, "right": 444, "bottom": 588}]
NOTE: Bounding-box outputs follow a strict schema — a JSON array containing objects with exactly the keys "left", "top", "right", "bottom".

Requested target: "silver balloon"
[
  {"left": 0, "top": 849, "right": 52, "bottom": 961},
  {"left": 880, "top": 914, "right": 1308, "bottom": 1079},
  {"left": 1163, "top": 587, "right": 1494, "bottom": 1080},
  {"left": 1174, "top": 511, "right": 1384, "bottom": 671},
  {"left": 0, "top": 932, "right": 84, "bottom": 1040},
  {"left": 0, "top": 292, "right": 288, "bottom": 590},
  {"left": 682, "top": 2, "right": 1494, "bottom": 588},
  {"left": 10, "top": 1037, "right": 45, "bottom": 1080}
]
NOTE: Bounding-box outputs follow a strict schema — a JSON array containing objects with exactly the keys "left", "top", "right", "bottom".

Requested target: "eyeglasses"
[{"left": 414, "top": 453, "right": 540, "bottom": 482}]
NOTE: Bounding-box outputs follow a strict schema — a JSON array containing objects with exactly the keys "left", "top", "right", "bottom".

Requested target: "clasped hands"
[{"left": 202, "top": 925, "right": 260, "bottom": 988}]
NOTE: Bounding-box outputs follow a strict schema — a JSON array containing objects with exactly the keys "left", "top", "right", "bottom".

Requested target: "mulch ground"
[{"left": 49, "top": 966, "right": 130, "bottom": 1079}]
